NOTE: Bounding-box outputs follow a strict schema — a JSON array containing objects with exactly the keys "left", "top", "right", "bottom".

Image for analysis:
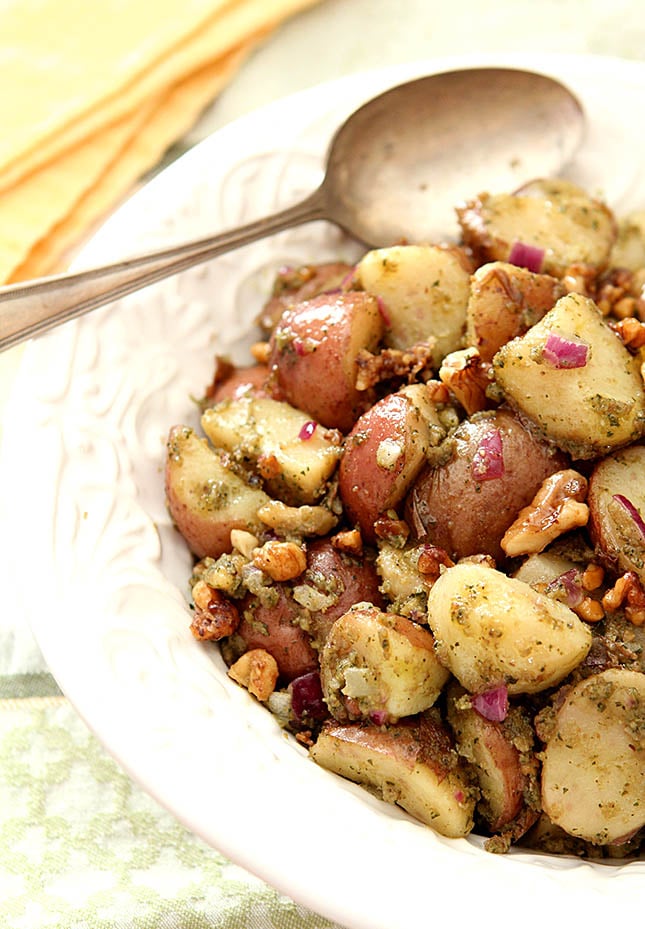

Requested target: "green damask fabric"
[{"left": 0, "top": 697, "right": 339, "bottom": 929}]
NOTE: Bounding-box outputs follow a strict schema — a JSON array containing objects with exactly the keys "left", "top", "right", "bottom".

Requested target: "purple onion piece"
[
  {"left": 472, "top": 685, "right": 509, "bottom": 722},
  {"left": 546, "top": 567, "right": 584, "bottom": 607},
  {"left": 508, "top": 240, "right": 544, "bottom": 273},
  {"left": 471, "top": 427, "right": 505, "bottom": 481},
  {"left": 289, "top": 671, "right": 328, "bottom": 722},
  {"left": 298, "top": 420, "right": 318, "bottom": 441},
  {"left": 542, "top": 332, "right": 589, "bottom": 369},
  {"left": 613, "top": 494, "right": 645, "bottom": 540}
]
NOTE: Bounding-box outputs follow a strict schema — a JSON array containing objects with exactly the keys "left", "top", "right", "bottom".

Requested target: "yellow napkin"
[{"left": 0, "top": 0, "right": 322, "bottom": 284}]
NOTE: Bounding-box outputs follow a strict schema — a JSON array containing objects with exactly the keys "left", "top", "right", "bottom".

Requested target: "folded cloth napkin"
[{"left": 0, "top": 0, "right": 322, "bottom": 284}]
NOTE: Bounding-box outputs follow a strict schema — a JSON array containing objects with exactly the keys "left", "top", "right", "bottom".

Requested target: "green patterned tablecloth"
[{"left": 0, "top": 675, "right": 338, "bottom": 928}]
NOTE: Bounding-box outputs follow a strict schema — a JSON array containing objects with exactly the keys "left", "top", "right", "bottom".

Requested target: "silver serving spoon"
[{"left": 0, "top": 67, "right": 583, "bottom": 352}]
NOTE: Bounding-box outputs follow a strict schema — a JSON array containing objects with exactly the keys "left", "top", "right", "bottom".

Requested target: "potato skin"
[
  {"left": 235, "top": 539, "right": 384, "bottom": 681},
  {"left": 588, "top": 444, "right": 645, "bottom": 582},
  {"left": 267, "top": 292, "right": 384, "bottom": 432},
  {"left": 405, "top": 409, "right": 567, "bottom": 562},
  {"left": 339, "top": 386, "right": 438, "bottom": 543},
  {"left": 465, "top": 261, "right": 565, "bottom": 363},
  {"left": 165, "top": 426, "right": 270, "bottom": 559}
]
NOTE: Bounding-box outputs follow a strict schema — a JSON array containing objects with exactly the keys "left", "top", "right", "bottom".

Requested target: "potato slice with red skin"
[
  {"left": 300, "top": 539, "right": 385, "bottom": 648},
  {"left": 267, "top": 292, "right": 384, "bottom": 433},
  {"left": 405, "top": 409, "right": 567, "bottom": 562},
  {"left": 205, "top": 363, "right": 269, "bottom": 404},
  {"left": 446, "top": 686, "right": 530, "bottom": 833},
  {"left": 339, "top": 384, "right": 445, "bottom": 543},
  {"left": 310, "top": 713, "right": 475, "bottom": 837},
  {"left": 457, "top": 180, "right": 616, "bottom": 278},
  {"left": 588, "top": 444, "right": 645, "bottom": 583},
  {"left": 320, "top": 604, "right": 449, "bottom": 723},
  {"left": 165, "top": 426, "right": 270, "bottom": 559},
  {"left": 540, "top": 668, "right": 645, "bottom": 845},
  {"left": 236, "top": 586, "right": 319, "bottom": 683},
  {"left": 258, "top": 261, "right": 354, "bottom": 333},
  {"left": 465, "top": 261, "right": 565, "bottom": 363},
  {"left": 236, "top": 539, "right": 384, "bottom": 681}
]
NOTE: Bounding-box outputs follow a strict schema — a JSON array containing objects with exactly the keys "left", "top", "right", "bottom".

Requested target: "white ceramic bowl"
[{"left": 4, "top": 52, "right": 645, "bottom": 929}]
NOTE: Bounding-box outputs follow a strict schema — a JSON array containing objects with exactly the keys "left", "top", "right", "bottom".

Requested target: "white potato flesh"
[
  {"left": 427, "top": 562, "right": 592, "bottom": 695},
  {"left": 165, "top": 426, "right": 270, "bottom": 558},
  {"left": 493, "top": 292, "right": 645, "bottom": 459},
  {"left": 458, "top": 181, "right": 616, "bottom": 277},
  {"left": 376, "top": 543, "right": 428, "bottom": 602},
  {"left": 321, "top": 604, "right": 449, "bottom": 722},
  {"left": 202, "top": 396, "right": 341, "bottom": 506},
  {"left": 588, "top": 444, "right": 645, "bottom": 582},
  {"left": 541, "top": 668, "right": 645, "bottom": 845},
  {"left": 311, "top": 718, "right": 475, "bottom": 838},
  {"left": 356, "top": 244, "right": 470, "bottom": 362}
]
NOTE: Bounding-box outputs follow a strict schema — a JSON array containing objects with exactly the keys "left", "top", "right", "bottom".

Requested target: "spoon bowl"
[{"left": 0, "top": 66, "right": 584, "bottom": 351}]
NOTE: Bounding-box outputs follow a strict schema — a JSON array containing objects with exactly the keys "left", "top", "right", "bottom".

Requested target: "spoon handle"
[{"left": 0, "top": 188, "right": 326, "bottom": 352}]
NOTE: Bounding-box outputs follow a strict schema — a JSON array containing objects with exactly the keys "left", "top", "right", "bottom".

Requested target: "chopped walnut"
[
  {"left": 417, "top": 545, "right": 455, "bottom": 583},
  {"left": 257, "top": 499, "right": 338, "bottom": 536},
  {"left": 228, "top": 649, "right": 279, "bottom": 701},
  {"left": 354, "top": 341, "right": 435, "bottom": 391},
  {"left": 602, "top": 571, "right": 645, "bottom": 626},
  {"left": 596, "top": 267, "right": 645, "bottom": 320},
  {"left": 573, "top": 596, "right": 605, "bottom": 623},
  {"left": 560, "top": 262, "right": 597, "bottom": 298},
  {"left": 609, "top": 316, "right": 645, "bottom": 350},
  {"left": 438, "top": 347, "right": 492, "bottom": 415},
  {"left": 252, "top": 540, "right": 307, "bottom": 581},
  {"left": 501, "top": 469, "right": 589, "bottom": 558},
  {"left": 331, "top": 528, "right": 363, "bottom": 556},
  {"left": 190, "top": 584, "right": 240, "bottom": 641},
  {"left": 581, "top": 562, "right": 604, "bottom": 591},
  {"left": 373, "top": 513, "right": 410, "bottom": 547}
]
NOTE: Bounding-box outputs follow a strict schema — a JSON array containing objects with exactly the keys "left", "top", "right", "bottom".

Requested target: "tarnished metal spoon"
[{"left": 0, "top": 67, "right": 583, "bottom": 351}]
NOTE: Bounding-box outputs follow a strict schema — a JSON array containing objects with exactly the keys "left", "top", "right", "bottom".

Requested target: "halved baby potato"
[
  {"left": 493, "top": 292, "right": 645, "bottom": 459},
  {"left": 457, "top": 178, "right": 616, "bottom": 277},
  {"left": 588, "top": 443, "right": 645, "bottom": 582},
  {"left": 356, "top": 244, "right": 471, "bottom": 362},
  {"left": 165, "top": 426, "right": 270, "bottom": 559},
  {"left": 310, "top": 713, "right": 475, "bottom": 838},
  {"left": 465, "top": 261, "right": 565, "bottom": 362},
  {"left": 320, "top": 603, "right": 449, "bottom": 723},
  {"left": 202, "top": 396, "right": 341, "bottom": 507},
  {"left": 540, "top": 668, "right": 645, "bottom": 845},
  {"left": 427, "top": 561, "right": 592, "bottom": 695},
  {"left": 339, "top": 383, "right": 446, "bottom": 542}
]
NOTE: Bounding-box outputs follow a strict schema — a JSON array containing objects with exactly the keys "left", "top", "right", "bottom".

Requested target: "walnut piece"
[
  {"left": 602, "top": 571, "right": 645, "bottom": 626},
  {"left": 190, "top": 583, "right": 240, "bottom": 641},
  {"left": 252, "top": 540, "right": 307, "bottom": 581},
  {"left": 501, "top": 469, "right": 589, "bottom": 558},
  {"left": 438, "top": 348, "right": 492, "bottom": 415},
  {"left": 228, "top": 649, "right": 279, "bottom": 701},
  {"left": 257, "top": 500, "right": 338, "bottom": 536}
]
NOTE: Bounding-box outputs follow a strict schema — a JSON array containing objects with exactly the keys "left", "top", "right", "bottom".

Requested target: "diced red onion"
[
  {"left": 338, "top": 265, "right": 358, "bottom": 291},
  {"left": 613, "top": 494, "right": 645, "bottom": 540},
  {"left": 546, "top": 568, "right": 584, "bottom": 608},
  {"left": 472, "top": 685, "right": 509, "bottom": 722},
  {"left": 298, "top": 420, "right": 318, "bottom": 441},
  {"left": 293, "top": 337, "right": 307, "bottom": 357},
  {"left": 289, "top": 671, "right": 328, "bottom": 722},
  {"left": 369, "top": 709, "right": 388, "bottom": 726},
  {"left": 542, "top": 332, "right": 589, "bottom": 369},
  {"left": 508, "top": 240, "right": 544, "bottom": 273},
  {"left": 471, "top": 428, "right": 505, "bottom": 481}
]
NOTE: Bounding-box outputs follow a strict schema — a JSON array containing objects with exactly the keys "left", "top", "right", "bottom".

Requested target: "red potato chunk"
[
  {"left": 205, "top": 363, "right": 270, "bottom": 404},
  {"left": 257, "top": 261, "right": 354, "bottom": 333},
  {"left": 165, "top": 426, "right": 270, "bottom": 559},
  {"left": 465, "top": 261, "right": 566, "bottom": 363},
  {"left": 267, "top": 292, "right": 384, "bottom": 433},
  {"left": 405, "top": 409, "right": 568, "bottom": 562},
  {"left": 339, "top": 384, "right": 444, "bottom": 543},
  {"left": 235, "top": 538, "right": 384, "bottom": 681},
  {"left": 236, "top": 586, "right": 319, "bottom": 683}
]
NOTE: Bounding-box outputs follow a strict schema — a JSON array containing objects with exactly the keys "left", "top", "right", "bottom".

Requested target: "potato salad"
[{"left": 165, "top": 178, "right": 645, "bottom": 857}]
